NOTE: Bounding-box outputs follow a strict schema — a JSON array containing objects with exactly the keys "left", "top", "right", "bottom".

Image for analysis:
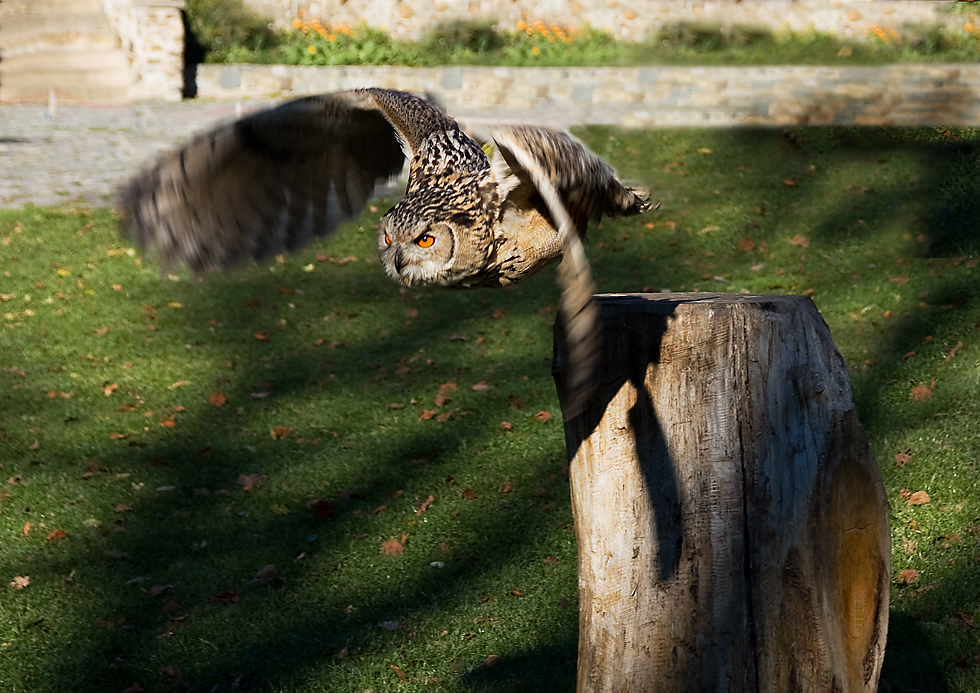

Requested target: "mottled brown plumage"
[{"left": 118, "top": 87, "right": 652, "bottom": 416}]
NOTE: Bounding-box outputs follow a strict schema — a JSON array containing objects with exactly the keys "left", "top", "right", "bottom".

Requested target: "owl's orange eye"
[
  {"left": 416, "top": 234, "right": 435, "bottom": 248},
  {"left": 384, "top": 233, "right": 391, "bottom": 246}
]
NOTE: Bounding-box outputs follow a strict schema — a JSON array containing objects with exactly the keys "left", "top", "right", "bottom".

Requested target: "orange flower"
[
  {"left": 292, "top": 18, "right": 302, "bottom": 28},
  {"left": 327, "top": 33, "right": 337, "bottom": 42}
]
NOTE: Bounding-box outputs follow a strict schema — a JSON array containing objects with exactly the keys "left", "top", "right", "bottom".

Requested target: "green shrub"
[{"left": 184, "top": 0, "right": 280, "bottom": 63}]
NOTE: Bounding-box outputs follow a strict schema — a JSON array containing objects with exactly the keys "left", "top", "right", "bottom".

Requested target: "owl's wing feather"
[
  {"left": 119, "top": 89, "right": 452, "bottom": 274},
  {"left": 489, "top": 126, "right": 650, "bottom": 419}
]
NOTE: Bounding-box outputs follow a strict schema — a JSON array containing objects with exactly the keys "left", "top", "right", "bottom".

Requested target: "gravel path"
[
  {"left": 0, "top": 100, "right": 278, "bottom": 209},
  {"left": 0, "top": 97, "right": 594, "bottom": 210}
]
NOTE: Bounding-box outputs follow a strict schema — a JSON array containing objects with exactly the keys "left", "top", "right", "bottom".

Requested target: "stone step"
[
  {"left": 0, "top": 83, "right": 133, "bottom": 103},
  {"left": 0, "top": 50, "right": 134, "bottom": 103},
  {"left": 0, "top": 65, "right": 132, "bottom": 89},
  {"left": 0, "top": 47, "right": 131, "bottom": 72},
  {"left": 0, "top": 12, "right": 120, "bottom": 54},
  {"left": 0, "top": 0, "right": 104, "bottom": 12},
  {"left": 0, "top": 0, "right": 135, "bottom": 103},
  {"left": 0, "top": 81, "right": 133, "bottom": 103}
]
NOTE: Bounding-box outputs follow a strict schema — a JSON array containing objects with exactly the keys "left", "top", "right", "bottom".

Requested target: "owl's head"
[
  {"left": 377, "top": 191, "right": 492, "bottom": 287},
  {"left": 377, "top": 215, "right": 460, "bottom": 287}
]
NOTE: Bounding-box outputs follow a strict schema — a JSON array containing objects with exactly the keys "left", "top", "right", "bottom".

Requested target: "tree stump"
[{"left": 553, "top": 293, "right": 890, "bottom": 693}]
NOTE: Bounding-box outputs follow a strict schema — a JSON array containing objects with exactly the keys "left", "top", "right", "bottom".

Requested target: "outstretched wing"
[
  {"left": 489, "top": 125, "right": 651, "bottom": 419},
  {"left": 118, "top": 88, "right": 457, "bottom": 274}
]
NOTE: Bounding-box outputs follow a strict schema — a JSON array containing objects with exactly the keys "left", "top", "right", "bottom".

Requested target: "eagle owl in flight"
[{"left": 119, "top": 88, "right": 651, "bottom": 416}]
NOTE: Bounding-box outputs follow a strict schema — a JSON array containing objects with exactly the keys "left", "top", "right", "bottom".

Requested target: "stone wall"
[
  {"left": 197, "top": 63, "right": 980, "bottom": 127},
  {"left": 242, "top": 0, "right": 968, "bottom": 41},
  {"left": 101, "top": 0, "right": 185, "bottom": 100}
]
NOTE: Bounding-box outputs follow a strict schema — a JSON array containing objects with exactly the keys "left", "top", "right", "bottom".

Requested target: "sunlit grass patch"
[{"left": 1, "top": 126, "right": 978, "bottom": 692}]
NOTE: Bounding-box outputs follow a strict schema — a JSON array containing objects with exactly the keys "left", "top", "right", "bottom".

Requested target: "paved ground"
[
  {"left": 0, "top": 100, "right": 269, "bottom": 209},
  {"left": 2, "top": 61, "right": 977, "bottom": 209},
  {"left": 0, "top": 97, "right": 599, "bottom": 209}
]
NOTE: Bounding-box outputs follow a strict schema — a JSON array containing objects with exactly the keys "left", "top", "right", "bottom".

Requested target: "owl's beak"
[{"left": 393, "top": 247, "right": 406, "bottom": 275}]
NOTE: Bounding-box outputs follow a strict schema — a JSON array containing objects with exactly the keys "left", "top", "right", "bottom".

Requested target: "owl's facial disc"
[{"left": 378, "top": 217, "right": 457, "bottom": 287}]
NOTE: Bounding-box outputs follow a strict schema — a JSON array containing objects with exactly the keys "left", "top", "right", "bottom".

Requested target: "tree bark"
[{"left": 553, "top": 293, "right": 889, "bottom": 693}]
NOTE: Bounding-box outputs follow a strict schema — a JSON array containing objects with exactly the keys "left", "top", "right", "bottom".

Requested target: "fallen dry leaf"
[
  {"left": 9, "top": 575, "right": 29, "bottom": 590},
  {"left": 789, "top": 234, "right": 810, "bottom": 247},
  {"left": 738, "top": 237, "right": 755, "bottom": 252},
  {"left": 461, "top": 487, "right": 477, "bottom": 500},
  {"left": 121, "top": 683, "right": 144, "bottom": 693},
  {"left": 910, "top": 384, "right": 933, "bottom": 402},
  {"left": 270, "top": 426, "right": 293, "bottom": 440},
  {"left": 159, "top": 416, "right": 176, "bottom": 428},
  {"left": 103, "top": 383, "right": 119, "bottom": 396},
  {"left": 237, "top": 473, "right": 267, "bottom": 491},
  {"left": 418, "top": 409, "right": 436, "bottom": 421},
  {"left": 908, "top": 490, "right": 931, "bottom": 506},
  {"left": 895, "top": 449, "right": 912, "bottom": 466},
  {"left": 896, "top": 568, "right": 920, "bottom": 585},
  {"left": 46, "top": 528, "right": 68, "bottom": 542},
  {"left": 211, "top": 590, "right": 241, "bottom": 604},
  {"left": 209, "top": 391, "right": 227, "bottom": 407},
  {"left": 533, "top": 410, "right": 552, "bottom": 423},
  {"left": 114, "top": 503, "right": 133, "bottom": 513},
  {"left": 22, "top": 521, "right": 30, "bottom": 536},
  {"left": 381, "top": 534, "right": 405, "bottom": 557},
  {"left": 390, "top": 664, "right": 408, "bottom": 682},
  {"left": 254, "top": 564, "right": 277, "bottom": 581},
  {"left": 416, "top": 494, "right": 435, "bottom": 515},
  {"left": 945, "top": 340, "right": 964, "bottom": 360}
]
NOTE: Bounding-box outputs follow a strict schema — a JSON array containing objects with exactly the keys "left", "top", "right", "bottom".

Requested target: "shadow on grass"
[
  {"left": 3, "top": 124, "right": 978, "bottom": 692},
  {"left": 4, "top": 249, "right": 581, "bottom": 691}
]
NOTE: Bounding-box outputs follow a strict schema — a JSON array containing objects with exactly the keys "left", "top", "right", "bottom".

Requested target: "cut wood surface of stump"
[{"left": 553, "top": 293, "right": 890, "bottom": 693}]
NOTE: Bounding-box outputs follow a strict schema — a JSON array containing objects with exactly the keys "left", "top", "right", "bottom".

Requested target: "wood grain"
[{"left": 554, "top": 293, "right": 889, "bottom": 693}]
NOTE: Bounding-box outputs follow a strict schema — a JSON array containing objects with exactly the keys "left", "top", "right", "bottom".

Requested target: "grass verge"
[{"left": 0, "top": 125, "right": 978, "bottom": 692}]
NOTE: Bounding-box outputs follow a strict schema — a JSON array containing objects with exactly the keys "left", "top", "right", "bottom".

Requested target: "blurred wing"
[
  {"left": 118, "top": 89, "right": 448, "bottom": 274},
  {"left": 489, "top": 125, "right": 650, "bottom": 230},
  {"left": 489, "top": 126, "right": 651, "bottom": 418}
]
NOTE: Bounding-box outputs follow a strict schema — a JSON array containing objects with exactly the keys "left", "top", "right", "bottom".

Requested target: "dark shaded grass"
[{"left": 1, "top": 125, "right": 978, "bottom": 692}]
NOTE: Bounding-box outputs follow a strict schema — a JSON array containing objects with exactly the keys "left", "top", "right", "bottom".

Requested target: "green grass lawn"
[{"left": 1, "top": 126, "right": 978, "bottom": 692}]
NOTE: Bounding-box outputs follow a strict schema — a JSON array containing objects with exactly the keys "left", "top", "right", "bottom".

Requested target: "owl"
[{"left": 118, "top": 88, "right": 651, "bottom": 417}]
